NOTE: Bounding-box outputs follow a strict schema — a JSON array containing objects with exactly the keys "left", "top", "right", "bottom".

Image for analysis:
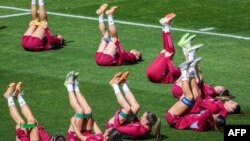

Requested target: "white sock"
[
  {"left": 38, "top": 0, "right": 44, "bottom": 5},
  {"left": 162, "top": 25, "right": 170, "bottom": 33},
  {"left": 181, "top": 70, "right": 188, "bottom": 80},
  {"left": 17, "top": 94, "right": 26, "bottom": 107},
  {"left": 188, "top": 51, "right": 195, "bottom": 61},
  {"left": 108, "top": 15, "right": 114, "bottom": 25},
  {"left": 99, "top": 14, "right": 104, "bottom": 23},
  {"left": 74, "top": 85, "right": 80, "bottom": 93},
  {"left": 31, "top": 0, "right": 37, "bottom": 5},
  {"left": 188, "top": 67, "right": 196, "bottom": 78},
  {"left": 8, "top": 96, "right": 15, "bottom": 106},
  {"left": 122, "top": 83, "right": 130, "bottom": 92},
  {"left": 67, "top": 84, "right": 74, "bottom": 92},
  {"left": 112, "top": 84, "right": 120, "bottom": 94}
]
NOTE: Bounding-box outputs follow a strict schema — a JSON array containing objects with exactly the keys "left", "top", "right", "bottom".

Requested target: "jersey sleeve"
[{"left": 116, "top": 124, "right": 148, "bottom": 138}]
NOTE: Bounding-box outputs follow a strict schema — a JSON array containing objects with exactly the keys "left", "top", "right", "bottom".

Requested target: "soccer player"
[
  {"left": 21, "top": 0, "right": 64, "bottom": 51},
  {"left": 146, "top": 13, "right": 181, "bottom": 83},
  {"left": 95, "top": 4, "right": 142, "bottom": 66},
  {"left": 106, "top": 71, "right": 161, "bottom": 140},
  {"left": 3, "top": 82, "right": 65, "bottom": 141},
  {"left": 64, "top": 71, "right": 122, "bottom": 141},
  {"left": 165, "top": 58, "right": 224, "bottom": 131}
]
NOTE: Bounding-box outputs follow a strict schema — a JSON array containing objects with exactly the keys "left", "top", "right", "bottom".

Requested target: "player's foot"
[
  {"left": 190, "top": 57, "right": 202, "bottom": 67},
  {"left": 159, "top": 13, "right": 176, "bottom": 26},
  {"left": 154, "top": 118, "right": 161, "bottom": 141},
  {"left": 13, "top": 82, "right": 23, "bottom": 97},
  {"left": 106, "top": 6, "right": 118, "bottom": 16},
  {"left": 3, "top": 83, "right": 15, "bottom": 99},
  {"left": 73, "top": 72, "right": 79, "bottom": 86},
  {"left": 187, "top": 43, "right": 203, "bottom": 53},
  {"left": 109, "top": 72, "right": 122, "bottom": 86},
  {"left": 178, "top": 33, "right": 196, "bottom": 47},
  {"left": 64, "top": 71, "right": 75, "bottom": 87},
  {"left": 119, "top": 71, "right": 129, "bottom": 84},
  {"left": 179, "top": 60, "right": 193, "bottom": 71},
  {"left": 96, "top": 3, "right": 109, "bottom": 15}
]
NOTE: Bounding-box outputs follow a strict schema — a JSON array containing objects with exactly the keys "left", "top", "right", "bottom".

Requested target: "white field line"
[
  {"left": 1, "top": 5, "right": 250, "bottom": 40},
  {"left": 0, "top": 12, "right": 30, "bottom": 18},
  {"left": 199, "top": 27, "right": 216, "bottom": 32}
]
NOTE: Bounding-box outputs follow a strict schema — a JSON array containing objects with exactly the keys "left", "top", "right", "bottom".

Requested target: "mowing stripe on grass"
[
  {"left": 1, "top": 5, "right": 250, "bottom": 40},
  {"left": 0, "top": 12, "right": 30, "bottom": 18}
]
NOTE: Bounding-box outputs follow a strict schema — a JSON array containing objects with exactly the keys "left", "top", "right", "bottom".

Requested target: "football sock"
[
  {"left": 17, "top": 94, "right": 26, "bottom": 107},
  {"left": 181, "top": 70, "right": 188, "bottom": 81},
  {"left": 74, "top": 85, "right": 80, "bottom": 93},
  {"left": 31, "top": 0, "right": 36, "bottom": 5},
  {"left": 112, "top": 84, "right": 120, "bottom": 94},
  {"left": 162, "top": 25, "right": 170, "bottom": 33},
  {"left": 108, "top": 15, "right": 114, "bottom": 25},
  {"left": 66, "top": 84, "right": 74, "bottom": 92},
  {"left": 38, "top": 0, "right": 44, "bottom": 6},
  {"left": 8, "top": 96, "right": 15, "bottom": 106},
  {"left": 122, "top": 83, "right": 130, "bottom": 92},
  {"left": 188, "top": 51, "right": 195, "bottom": 61},
  {"left": 188, "top": 67, "right": 196, "bottom": 78},
  {"left": 99, "top": 14, "right": 104, "bottom": 23}
]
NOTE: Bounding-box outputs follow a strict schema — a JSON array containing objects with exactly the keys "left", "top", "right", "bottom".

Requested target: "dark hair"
[
  {"left": 109, "top": 128, "right": 123, "bottom": 141},
  {"left": 138, "top": 53, "right": 143, "bottom": 62},
  {"left": 51, "top": 135, "right": 66, "bottom": 141},
  {"left": 231, "top": 104, "right": 241, "bottom": 114},
  {"left": 146, "top": 112, "right": 157, "bottom": 127},
  {"left": 215, "top": 115, "right": 225, "bottom": 132}
]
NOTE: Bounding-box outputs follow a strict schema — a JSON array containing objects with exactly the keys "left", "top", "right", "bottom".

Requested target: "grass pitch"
[{"left": 0, "top": 0, "right": 250, "bottom": 140}]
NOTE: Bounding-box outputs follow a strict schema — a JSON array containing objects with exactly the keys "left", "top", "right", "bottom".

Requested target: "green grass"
[{"left": 0, "top": 0, "right": 250, "bottom": 140}]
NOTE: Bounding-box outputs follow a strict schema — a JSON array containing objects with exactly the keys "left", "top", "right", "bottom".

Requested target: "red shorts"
[
  {"left": 16, "top": 128, "right": 30, "bottom": 141},
  {"left": 95, "top": 52, "right": 117, "bottom": 66},
  {"left": 21, "top": 36, "right": 44, "bottom": 51}
]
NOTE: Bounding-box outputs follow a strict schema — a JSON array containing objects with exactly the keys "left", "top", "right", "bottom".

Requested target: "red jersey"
[{"left": 106, "top": 110, "right": 149, "bottom": 139}]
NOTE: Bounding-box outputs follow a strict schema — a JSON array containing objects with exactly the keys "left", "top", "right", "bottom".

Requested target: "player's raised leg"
[
  {"left": 119, "top": 71, "right": 140, "bottom": 115},
  {"left": 96, "top": 3, "right": 109, "bottom": 53},
  {"left": 32, "top": 0, "right": 47, "bottom": 39},
  {"left": 103, "top": 6, "right": 118, "bottom": 56},
  {"left": 64, "top": 71, "right": 84, "bottom": 132},
  {"left": 14, "top": 82, "right": 39, "bottom": 140}
]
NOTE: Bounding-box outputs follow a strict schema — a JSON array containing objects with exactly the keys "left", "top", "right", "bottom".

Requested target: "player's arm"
[{"left": 93, "top": 122, "right": 102, "bottom": 134}]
